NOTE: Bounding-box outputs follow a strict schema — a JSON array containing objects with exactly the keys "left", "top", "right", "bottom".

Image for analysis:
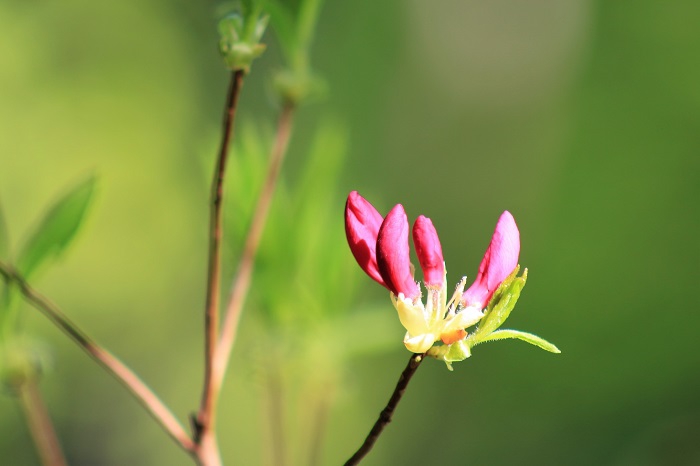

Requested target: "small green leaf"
[
  {"left": 0, "top": 200, "right": 8, "bottom": 260},
  {"left": 16, "top": 176, "right": 97, "bottom": 279},
  {"left": 471, "top": 267, "right": 527, "bottom": 340},
  {"left": 218, "top": 11, "right": 269, "bottom": 72},
  {"left": 478, "top": 329, "right": 561, "bottom": 354}
]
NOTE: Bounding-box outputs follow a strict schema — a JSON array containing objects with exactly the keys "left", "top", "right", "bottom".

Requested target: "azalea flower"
[{"left": 344, "top": 191, "right": 519, "bottom": 354}]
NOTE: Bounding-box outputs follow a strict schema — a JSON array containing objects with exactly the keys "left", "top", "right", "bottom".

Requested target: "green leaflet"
[
  {"left": 470, "top": 267, "right": 527, "bottom": 340},
  {"left": 15, "top": 176, "right": 97, "bottom": 280},
  {"left": 477, "top": 329, "right": 561, "bottom": 354},
  {"left": 218, "top": 10, "right": 268, "bottom": 72},
  {"left": 427, "top": 268, "right": 560, "bottom": 368}
]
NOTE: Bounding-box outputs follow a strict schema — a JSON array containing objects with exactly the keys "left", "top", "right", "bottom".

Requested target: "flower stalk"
[
  {"left": 345, "top": 192, "right": 521, "bottom": 355},
  {"left": 344, "top": 353, "right": 424, "bottom": 466}
]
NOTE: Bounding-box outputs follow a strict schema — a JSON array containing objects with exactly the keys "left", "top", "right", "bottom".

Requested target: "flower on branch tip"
[{"left": 344, "top": 191, "right": 525, "bottom": 356}]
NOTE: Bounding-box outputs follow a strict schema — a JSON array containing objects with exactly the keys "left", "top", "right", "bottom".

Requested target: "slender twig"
[
  {"left": 212, "top": 102, "right": 295, "bottom": 397},
  {"left": 18, "top": 378, "right": 68, "bottom": 466},
  {"left": 344, "top": 353, "right": 425, "bottom": 466},
  {"left": 0, "top": 262, "right": 195, "bottom": 454},
  {"left": 196, "top": 69, "right": 246, "bottom": 450},
  {"left": 189, "top": 69, "right": 247, "bottom": 466}
]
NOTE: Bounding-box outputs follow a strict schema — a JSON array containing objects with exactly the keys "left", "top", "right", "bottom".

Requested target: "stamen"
[{"left": 447, "top": 276, "right": 468, "bottom": 314}]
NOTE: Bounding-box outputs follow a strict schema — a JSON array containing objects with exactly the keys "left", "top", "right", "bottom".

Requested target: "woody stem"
[{"left": 344, "top": 353, "right": 425, "bottom": 466}]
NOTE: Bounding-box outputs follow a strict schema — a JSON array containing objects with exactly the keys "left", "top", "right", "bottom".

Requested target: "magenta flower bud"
[
  {"left": 461, "top": 211, "right": 520, "bottom": 309},
  {"left": 345, "top": 191, "right": 387, "bottom": 288},
  {"left": 412, "top": 215, "right": 445, "bottom": 287},
  {"left": 377, "top": 204, "right": 420, "bottom": 299}
]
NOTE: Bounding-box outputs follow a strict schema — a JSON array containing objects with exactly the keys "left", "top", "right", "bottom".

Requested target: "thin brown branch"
[
  {"left": 344, "top": 353, "right": 425, "bottom": 466},
  {"left": 0, "top": 262, "right": 195, "bottom": 454},
  {"left": 212, "top": 102, "right": 295, "bottom": 398},
  {"left": 194, "top": 69, "right": 245, "bottom": 466},
  {"left": 197, "top": 69, "right": 245, "bottom": 429},
  {"left": 18, "top": 378, "right": 68, "bottom": 466}
]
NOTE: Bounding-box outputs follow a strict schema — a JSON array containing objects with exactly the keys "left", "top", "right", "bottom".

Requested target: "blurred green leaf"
[
  {"left": 477, "top": 329, "right": 561, "bottom": 354},
  {"left": 0, "top": 200, "right": 8, "bottom": 260},
  {"left": 297, "top": 0, "right": 324, "bottom": 54},
  {"left": 224, "top": 123, "right": 270, "bottom": 243},
  {"left": 235, "top": 0, "right": 267, "bottom": 30},
  {"left": 267, "top": 1, "right": 296, "bottom": 61},
  {"left": 16, "top": 176, "right": 97, "bottom": 280},
  {"left": 227, "top": 119, "right": 356, "bottom": 326},
  {"left": 290, "top": 120, "right": 353, "bottom": 312},
  {"left": 269, "top": 0, "right": 326, "bottom": 104},
  {"left": 269, "top": 0, "right": 323, "bottom": 68}
]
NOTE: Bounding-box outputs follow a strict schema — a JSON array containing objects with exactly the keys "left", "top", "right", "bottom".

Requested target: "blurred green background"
[{"left": 1, "top": 0, "right": 700, "bottom": 465}]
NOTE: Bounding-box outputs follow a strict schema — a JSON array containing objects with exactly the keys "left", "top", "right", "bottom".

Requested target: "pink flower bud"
[
  {"left": 412, "top": 215, "right": 445, "bottom": 287},
  {"left": 377, "top": 204, "right": 420, "bottom": 299},
  {"left": 461, "top": 211, "right": 520, "bottom": 309},
  {"left": 345, "top": 191, "right": 387, "bottom": 288}
]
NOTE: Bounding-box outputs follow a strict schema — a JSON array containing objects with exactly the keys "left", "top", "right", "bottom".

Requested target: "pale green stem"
[{"left": 18, "top": 378, "right": 68, "bottom": 466}]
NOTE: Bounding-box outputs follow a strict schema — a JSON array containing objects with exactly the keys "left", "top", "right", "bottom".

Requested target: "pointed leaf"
[
  {"left": 478, "top": 329, "right": 561, "bottom": 354},
  {"left": 484, "top": 265, "right": 520, "bottom": 314},
  {"left": 16, "top": 176, "right": 97, "bottom": 279},
  {"left": 471, "top": 267, "right": 527, "bottom": 339}
]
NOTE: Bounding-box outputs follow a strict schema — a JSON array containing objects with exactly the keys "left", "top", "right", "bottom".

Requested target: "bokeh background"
[{"left": 2, "top": 0, "right": 700, "bottom": 465}]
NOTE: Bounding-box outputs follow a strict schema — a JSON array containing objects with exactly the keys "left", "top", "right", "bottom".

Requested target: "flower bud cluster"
[{"left": 345, "top": 191, "right": 520, "bottom": 354}]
